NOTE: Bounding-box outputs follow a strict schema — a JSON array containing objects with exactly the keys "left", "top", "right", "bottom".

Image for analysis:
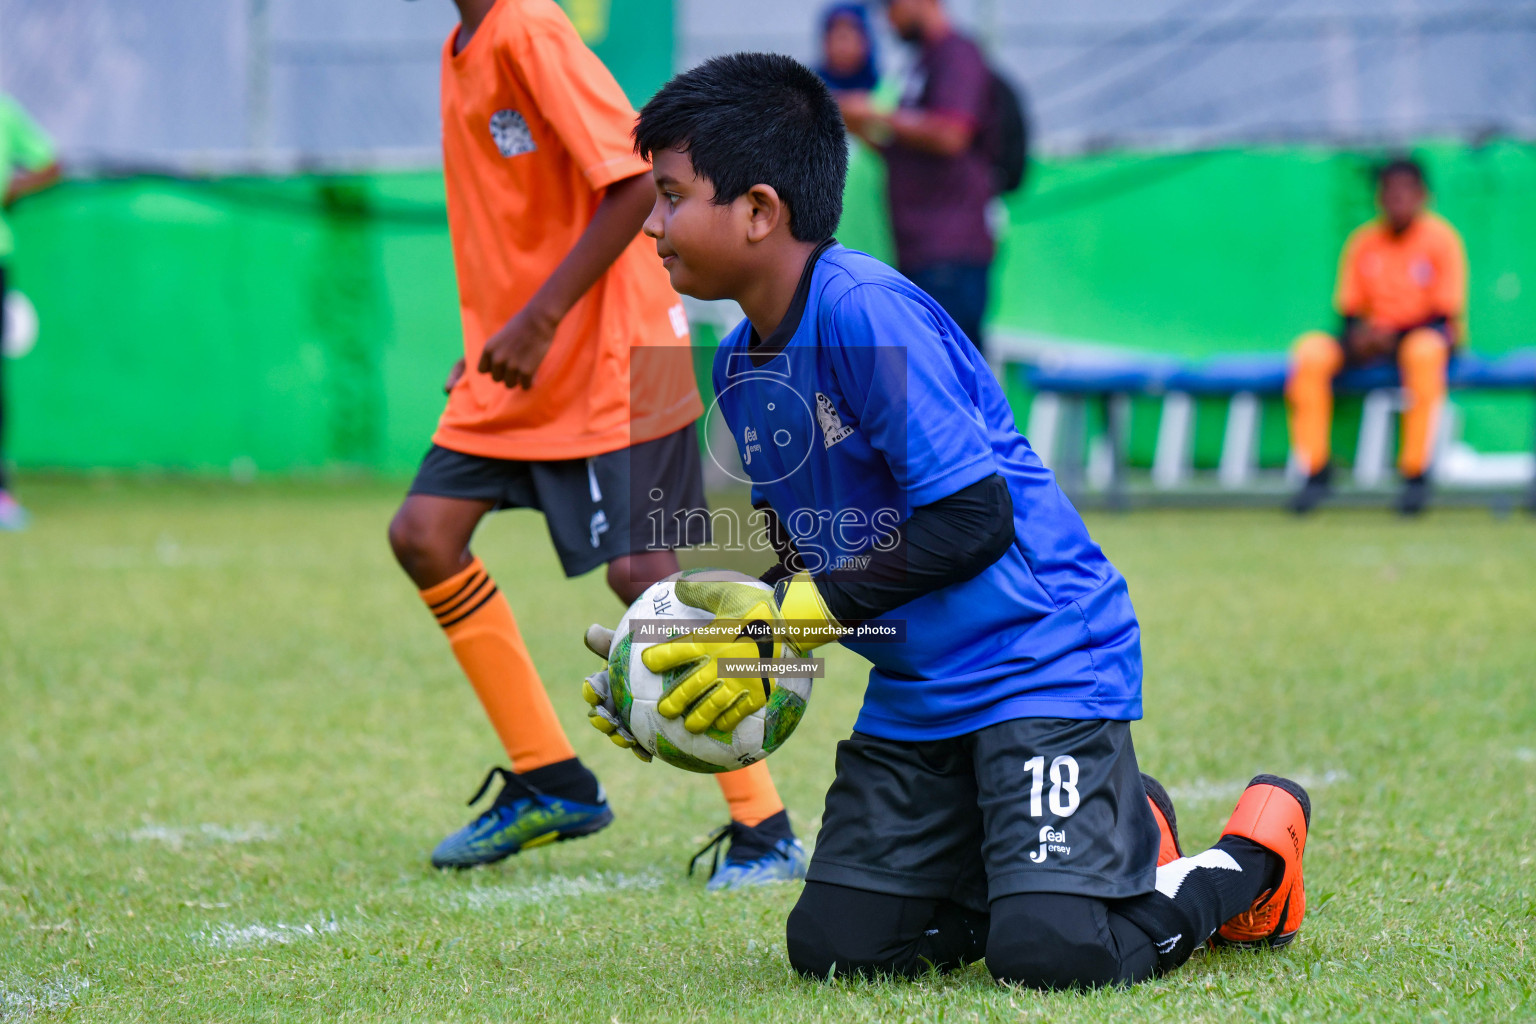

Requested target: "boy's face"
[
  {"left": 884, "top": 0, "right": 926, "bottom": 42},
  {"left": 644, "top": 147, "right": 750, "bottom": 301},
  {"left": 1378, "top": 173, "right": 1427, "bottom": 232}
]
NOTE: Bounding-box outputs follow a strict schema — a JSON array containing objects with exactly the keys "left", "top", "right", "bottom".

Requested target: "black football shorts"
[
  {"left": 805, "top": 717, "right": 1160, "bottom": 912},
  {"left": 407, "top": 422, "right": 710, "bottom": 578}
]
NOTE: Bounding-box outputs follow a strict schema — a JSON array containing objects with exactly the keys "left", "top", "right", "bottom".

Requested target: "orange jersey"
[
  {"left": 1334, "top": 212, "right": 1467, "bottom": 332},
  {"left": 434, "top": 0, "right": 700, "bottom": 461}
]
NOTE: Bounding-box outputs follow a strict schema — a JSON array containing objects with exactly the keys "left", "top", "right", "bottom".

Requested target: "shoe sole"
[
  {"left": 1141, "top": 772, "right": 1183, "bottom": 861},
  {"left": 1213, "top": 774, "right": 1310, "bottom": 948},
  {"left": 704, "top": 854, "right": 810, "bottom": 892},
  {"left": 432, "top": 807, "right": 615, "bottom": 870}
]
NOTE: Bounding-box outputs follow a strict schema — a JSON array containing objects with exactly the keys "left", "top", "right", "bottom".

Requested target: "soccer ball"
[{"left": 605, "top": 569, "right": 815, "bottom": 773}]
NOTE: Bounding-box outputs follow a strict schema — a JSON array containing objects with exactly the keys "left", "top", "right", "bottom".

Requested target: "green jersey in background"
[{"left": 0, "top": 94, "right": 56, "bottom": 260}]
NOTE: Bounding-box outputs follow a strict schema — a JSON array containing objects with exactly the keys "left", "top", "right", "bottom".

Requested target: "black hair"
[
  {"left": 1377, "top": 156, "right": 1427, "bottom": 189},
  {"left": 635, "top": 52, "right": 848, "bottom": 242}
]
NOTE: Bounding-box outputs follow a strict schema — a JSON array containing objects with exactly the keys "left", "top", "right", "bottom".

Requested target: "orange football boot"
[
  {"left": 1141, "top": 773, "right": 1183, "bottom": 867},
  {"left": 1214, "top": 774, "right": 1311, "bottom": 948}
]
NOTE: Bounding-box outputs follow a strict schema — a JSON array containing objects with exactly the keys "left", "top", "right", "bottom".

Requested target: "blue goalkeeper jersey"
[{"left": 711, "top": 242, "right": 1142, "bottom": 740}]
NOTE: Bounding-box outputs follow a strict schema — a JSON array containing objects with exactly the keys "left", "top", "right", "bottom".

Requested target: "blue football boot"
[
  {"left": 689, "top": 810, "right": 808, "bottom": 891},
  {"left": 431, "top": 765, "right": 613, "bottom": 869}
]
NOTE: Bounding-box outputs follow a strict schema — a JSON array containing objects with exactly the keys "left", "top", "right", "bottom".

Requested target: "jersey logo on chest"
[
  {"left": 489, "top": 109, "right": 536, "bottom": 158},
  {"left": 815, "top": 392, "right": 854, "bottom": 449}
]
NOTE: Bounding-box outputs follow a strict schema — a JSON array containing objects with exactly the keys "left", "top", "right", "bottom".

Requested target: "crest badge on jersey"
[
  {"left": 815, "top": 392, "right": 854, "bottom": 449},
  {"left": 489, "top": 109, "right": 536, "bottom": 158}
]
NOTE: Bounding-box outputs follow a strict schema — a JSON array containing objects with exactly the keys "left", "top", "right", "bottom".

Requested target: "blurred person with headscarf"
[{"left": 816, "top": 3, "right": 880, "bottom": 94}]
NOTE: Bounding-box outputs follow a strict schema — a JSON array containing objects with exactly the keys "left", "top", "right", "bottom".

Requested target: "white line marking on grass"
[
  {"left": 448, "top": 871, "right": 664, "bottom": 912},
  {"left": 1166, "top": 779, "right": 1246, "bottom": 805},
  {"left": 128, "top": 823, "right": 281, "bottom": 848},
  {"left": 1294, "top": 769, "right": 1350, "bottom": 788},
  {"left": 0, "top": 970, "right": 89, "bottom": 1021},
  {"left": 71, "top": 541, "right": 231, "bottom": 570},
  {"left": 199, "top": 919, "right": 340, "bottom": 949},
  {"left": 1168, "top": 769, "right": 1348, "bottom": 806}
]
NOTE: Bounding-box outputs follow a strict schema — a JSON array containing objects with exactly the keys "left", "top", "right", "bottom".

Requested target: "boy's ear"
[{"left": 744, "top": 183, "right": 787, "bottom": 243}]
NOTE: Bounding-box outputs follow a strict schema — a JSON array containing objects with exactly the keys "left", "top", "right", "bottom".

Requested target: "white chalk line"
[
  {"left": 1167, "top": 769, "right": 1349, "bottom": 806},
  {"left": 0, "top": 969, "right": 90, "bottom": 1022},
  {"left": 198, "top": 918, "right": 341, "bottom": 950},
  {"left": 127, "top": 823, "right": 281, "bottom": 848},
  {"left": 447, "top": 870, "right": 664, "bottom": 912}
]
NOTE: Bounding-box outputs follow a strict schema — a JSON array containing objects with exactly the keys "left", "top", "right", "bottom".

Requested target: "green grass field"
[{"left": 3, "top": 478, "right": 1534, "bottom": 1022}]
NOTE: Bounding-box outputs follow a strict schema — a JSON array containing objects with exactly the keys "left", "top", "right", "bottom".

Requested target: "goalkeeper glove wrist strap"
[{"left": 773, "top": 572, "right": 841, "bottom": 651}]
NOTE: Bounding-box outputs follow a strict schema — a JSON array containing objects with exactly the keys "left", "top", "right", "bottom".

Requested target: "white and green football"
[{"left": 605, "top": 569, "right": 815, "bottom": 773}]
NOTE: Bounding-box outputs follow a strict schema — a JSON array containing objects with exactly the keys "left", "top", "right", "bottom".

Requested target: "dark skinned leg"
[
  {"left": 605, "top": 549, "right": 680, "bottom": 605},
  {"left": 387, "top": 493, "right": 496, "bottom": 590},
  {"left": 395, "top": 492, "right": 591, "bottom": 790}
]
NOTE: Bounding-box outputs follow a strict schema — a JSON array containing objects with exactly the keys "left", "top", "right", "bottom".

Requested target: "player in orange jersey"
[
  {"left": 388, "top": 0, "right": 802, "bottom": 884},
  {"left": 1286, "top": 158, "right": 1468, "bottom": 515}
]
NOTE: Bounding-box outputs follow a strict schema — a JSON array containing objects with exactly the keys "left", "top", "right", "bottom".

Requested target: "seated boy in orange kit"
[{"left": 1286, "top": 158, "right": 1467, "bottom": 516}]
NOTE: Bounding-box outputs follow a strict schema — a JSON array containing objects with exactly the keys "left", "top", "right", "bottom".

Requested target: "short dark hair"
[
  {"left": 1377, "top": 156, "right": 1427, "bottom": 189},
  {"left": 635, "top": 52, "right": 848, "bottom": 242}
]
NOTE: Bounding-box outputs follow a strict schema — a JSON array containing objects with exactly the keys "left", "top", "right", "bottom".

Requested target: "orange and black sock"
[
  {"left": 717, "top": 760, "right": 788, "bottom": 831},
  {"left": 421, "top": 557, "right": 581, "bottom": 778}
]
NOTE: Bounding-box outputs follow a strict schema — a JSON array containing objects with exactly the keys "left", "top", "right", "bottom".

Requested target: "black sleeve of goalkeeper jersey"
[
  {"left": 814, "top": 474, "right": 1015, "bottom": 626},
  {"left": 755, "top": 501, "right": 807, "bottom": 588}
]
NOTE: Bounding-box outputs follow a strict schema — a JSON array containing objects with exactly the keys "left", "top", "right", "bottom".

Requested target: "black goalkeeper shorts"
[
  {"left": 407, "top": 422, "right": 710, "bottom": 578},
  {"left": 805, "top": 717, "right": 1160, "bottom": 911}
]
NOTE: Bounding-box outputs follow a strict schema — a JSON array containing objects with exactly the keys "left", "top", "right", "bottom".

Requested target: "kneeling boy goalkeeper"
[{"left": 583, "top": 52, "right": 1312, "bottom": 988}]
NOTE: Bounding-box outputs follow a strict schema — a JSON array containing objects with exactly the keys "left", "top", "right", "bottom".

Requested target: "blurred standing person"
[
  {"left": 839, "top": 0, "right": 995, "bottom": 354},
  {"left": 816, "top": 3, "right": 880, "bottom": 94},
  {"left": 387, "top": 0, "right": 802, "bottom": 884},
  {"left": 0, "top": 93, "right": 60, "bottom": 531}
]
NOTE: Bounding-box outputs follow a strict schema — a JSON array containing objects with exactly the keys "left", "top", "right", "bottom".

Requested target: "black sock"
[
  {"left": 1112, "top": 836, "right": 1276, "bottom": 973},
  {"left": 743, "top": 808, "right": 795, "bottom": 840},
  {"left": 520, "top": 758, "right": 603, "bottom": 805},
  {"left": 1206, "top": 835, "right": 1280, "bottom": 915},
  {"left": 724, "top": 809, "right": 795, "bottom": 863}
]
